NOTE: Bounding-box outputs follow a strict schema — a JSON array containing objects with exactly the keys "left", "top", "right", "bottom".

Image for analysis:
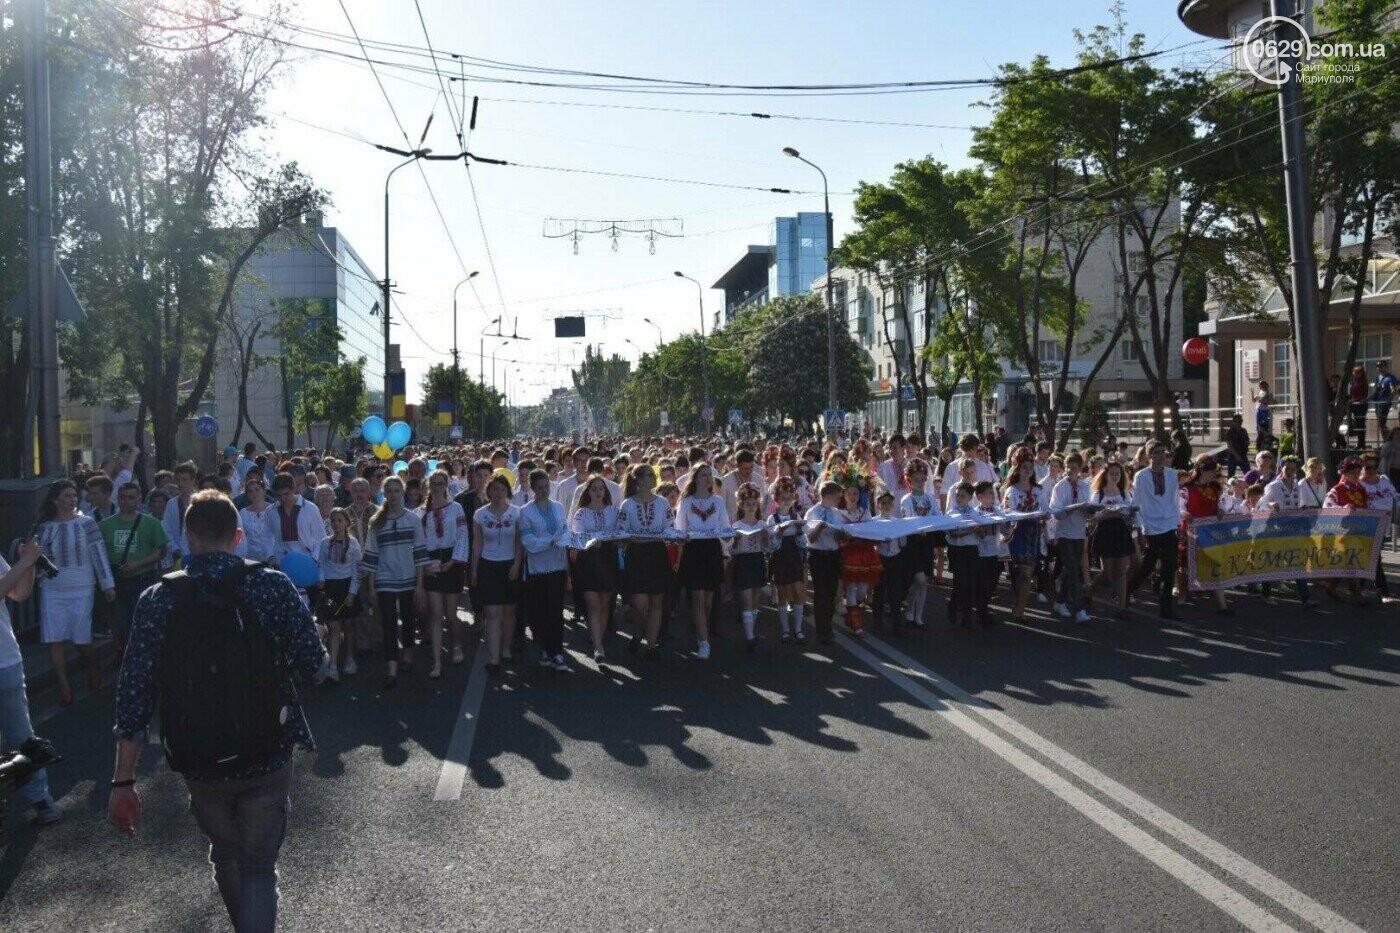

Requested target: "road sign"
[
  {"left": 659, "top": 410, "right": 669, "bottom": 427},
  {"left": 194, "top": 415, "right": 217, "bottom": 439},
  {"left": 728, "top": 409, "right": 743, "bottom": 425},
  {"left": 701, "top": 406, "right": 714, "bottom": 422},
  {"left": 823, "top": 409, "right": 846, "bottom": 435},
  {"left": 900, "top": 384, "right": 914, "bottom": 402},
  {"left": 449, "top": 425, "right": 463, "bottom": 440}
]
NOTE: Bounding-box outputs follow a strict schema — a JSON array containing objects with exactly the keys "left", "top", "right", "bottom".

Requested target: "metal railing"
[{"left": 1054, "top": 405, "right": 1299, "bottom": 443}]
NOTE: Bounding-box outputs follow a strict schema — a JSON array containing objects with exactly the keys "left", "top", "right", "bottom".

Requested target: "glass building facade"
[{"left": 769, "top": 212, "right": 829, "bottom": 299}]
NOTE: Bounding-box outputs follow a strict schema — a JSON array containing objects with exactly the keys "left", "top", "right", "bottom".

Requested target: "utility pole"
[
  {"left": 23, "top": 0, "right": 60, "bottom": 476},
  {"left": 783, "top": 148, "right": 838, "bottom": 411},
  {"left": 452, "top": 271, "right": 479, "bottom": 432},
  {"left": 674, "top": 272, "right": 711, "bottom": 429},
  {"left": 1270, "top": 0, "right": 1329, "bottom": 463}
]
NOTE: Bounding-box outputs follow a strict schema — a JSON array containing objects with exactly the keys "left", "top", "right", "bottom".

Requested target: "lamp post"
[
  {"left": 380, "top": 152, "right": 428, "bottom": 413},
  {"left": 641, "top": 316, "right": 664, "bottom": 348},
  {"left": 783, "top": 147, "right": 837, "bottom": 412},
  {"left": 451, "top": 271, "right": 480, "bottom": 431},
  {"left": 673, "top": 272, "right": 711, "bottom": 428},
  {"left": 479, "top": 316, "right": 501, "bottom": 438}
]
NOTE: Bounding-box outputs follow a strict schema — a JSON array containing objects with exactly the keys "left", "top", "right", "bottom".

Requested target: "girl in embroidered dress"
[
  {"left": 675, "top": 465, "right": 730, "bottom": 661},
  {"left": 569, "top": 475, "right": 620, "bottom": 664},
  {"left": 619, "top": 464, "right": 673, "bottom": 659},
  {"left": 1001, "top": 449, "right": 1046, "bottom": 621},
  {"left": 730, "top": 483, "right": 770, "bottom": 651},
  {"left": 767, "top": 477, "right": 807, "bottom": 644},
  {"left": 416, "top": 471, "right": 471, "bottom": 676},
  {"left": 835, "top": 466, "right": 880, "bottom": 638},
  {"left": 315, "top": 508, "right": 362, "bottom": 682}
]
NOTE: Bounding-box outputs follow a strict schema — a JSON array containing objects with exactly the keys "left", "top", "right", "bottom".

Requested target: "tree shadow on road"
[{"left": 464, "top": 615, "right": 935, "bottom": 789}]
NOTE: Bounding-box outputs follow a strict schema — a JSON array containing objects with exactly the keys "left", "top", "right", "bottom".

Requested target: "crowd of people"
[{"left": 19, "top": 422, "right": 1394, "bottom": 703}]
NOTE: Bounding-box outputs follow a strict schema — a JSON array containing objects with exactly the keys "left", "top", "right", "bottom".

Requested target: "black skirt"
[
  {"left": 1091, "top": 517, "right": 1134, "bottom": 560},
  {"left": 474, "top": 558, "right": 517, "bottom": 606},
  {"left": 317, "top": 578, "right": 356, "bottom": 621},
  {"left": 678, "top": 537, "right": 724, "bottom": 591},
  {"left": 424, "top": 547, "right": 465, "bottom": 593},
  {"left": 572, "top": 543, "right": 618, "bottom": 593},
  {"left": 768, "top": 536, "right": 805, "bottom": 585},
  {"left": 623, "top": 541, "right": 672, "bottom": 595},
  {"left": 732, "top": 552, "right": 768, "bottom": 591}
]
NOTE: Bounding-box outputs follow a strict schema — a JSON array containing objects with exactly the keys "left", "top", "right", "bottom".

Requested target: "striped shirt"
[
  {"left": 360, "top": 513, "right": 430, "bottom": 592},
  {"left": 39, "top": 515, "right": 115, "bottom": 591}
]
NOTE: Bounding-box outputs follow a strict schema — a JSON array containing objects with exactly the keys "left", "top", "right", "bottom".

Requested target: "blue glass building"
[{"left": 714, "top": 212, "right": 829, "bottom": 326}]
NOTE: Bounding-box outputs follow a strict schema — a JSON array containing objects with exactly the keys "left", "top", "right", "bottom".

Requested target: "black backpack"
[{"left": 157, "top": 561, "right": 288, "bottom": 777}]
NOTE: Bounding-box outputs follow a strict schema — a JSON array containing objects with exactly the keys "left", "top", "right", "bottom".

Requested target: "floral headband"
[
  {"left": 903, "top": 457, "right": 929, "bottom": 481},
  {"left": 737, "top": 482, "right": 763, "bottom": 502},
  {"left": 772, "top": 475, "right": 798, "bottom": 497}
]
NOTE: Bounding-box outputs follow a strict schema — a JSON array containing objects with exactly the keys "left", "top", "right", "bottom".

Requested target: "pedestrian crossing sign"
[{"left": 823, "top": 409, "right": 845, "bottom": 434}]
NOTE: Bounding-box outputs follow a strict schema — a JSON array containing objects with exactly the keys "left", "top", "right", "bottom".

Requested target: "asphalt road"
[{"left": 2, "top": 572, "right": 1398, "bottom": 932}]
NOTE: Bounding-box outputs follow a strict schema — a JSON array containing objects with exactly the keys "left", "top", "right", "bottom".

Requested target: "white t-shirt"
[
  {"left": 0, "top": 556, "right": 20, "bottom": 670},
  {"left": 473, "top": 504, "right": 520, "bottom": 562}
]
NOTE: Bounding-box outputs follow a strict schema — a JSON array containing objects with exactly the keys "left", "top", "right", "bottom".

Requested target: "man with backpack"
[{"left": 107, "top": 490, "right": 326, "bottom": 932}]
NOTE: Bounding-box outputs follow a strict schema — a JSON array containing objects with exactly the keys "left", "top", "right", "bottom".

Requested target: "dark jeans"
[
  {"left": 186, "top": 763, "right": 293, "bottom": 933},
  {"left": 1056, "top": 538, "right": 1086, "bottom": 612},
  {"left": 975, "top": 555, "right": 1001, "bottom": 613},
  {"left": 112, "top": 571, "right": 158, "bottom": 642},
  {"left": 377, "top": 590, "right": 417, "bottom": 662},
  {"left": 809, "top": 550, "right": 841, "bottom": 641},
  {"left": 1129, "top": 530, "right": 1180, "bottom": 611},
  {"left": 948, "top": 545, "right": 978, "bottom": 618},
  {"left": 524, "top": 570, "right": 566, "bottom": 656},
  {"left": 872, "top": 552, "right": 908, "bottom": 627}
]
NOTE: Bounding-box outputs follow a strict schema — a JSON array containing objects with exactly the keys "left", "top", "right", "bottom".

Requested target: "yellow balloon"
[
  {"left": 372, "top": 441, "right": 393, "bottom": 460},
  {"left": 493, "top": 466, "right": 517, "bottom": 488}
]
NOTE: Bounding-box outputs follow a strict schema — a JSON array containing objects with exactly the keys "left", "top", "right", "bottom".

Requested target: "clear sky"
[{"left": 256, "top": 0, "right": 1216, "bottom": 409}]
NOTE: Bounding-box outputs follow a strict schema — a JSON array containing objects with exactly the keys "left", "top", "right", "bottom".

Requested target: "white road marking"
[
  {"left": 849, "top": 632, "right": 1367, "bottom": 933},
  {"left": 432, "top": 646, "right": 489, "bottom": 801},
  {"left": 837, "top": 634, "right": 1299, "bottom": 931}
]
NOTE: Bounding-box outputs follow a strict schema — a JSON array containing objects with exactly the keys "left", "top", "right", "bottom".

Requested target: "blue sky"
[{"left": 258, "top": 0, "right": 1218, "bottom": 407}]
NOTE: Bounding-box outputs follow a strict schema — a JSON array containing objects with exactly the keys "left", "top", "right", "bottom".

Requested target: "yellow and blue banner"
[{"left": 1187, "top": 508, "right": 1389, "bottom": 591}]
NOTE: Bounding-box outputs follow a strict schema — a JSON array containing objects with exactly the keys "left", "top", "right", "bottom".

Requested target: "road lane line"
[
  {"left": 432, "top": 646, "right": 489, "bottom": 801},
  {"left": 836, "top": 634, "right": 1298, "bottom": 932},
  {"left": 854, "top": 632, "right": 1367, "bottom": 933}
]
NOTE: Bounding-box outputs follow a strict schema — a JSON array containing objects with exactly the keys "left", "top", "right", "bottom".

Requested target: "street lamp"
[
  {"left": 641, "top": 316, "right": 664, "bottom": 348},
  {"left": 380, "top": 152, "right": 428, "bottom": 413},
  {"left": 451, "top": 271, "right": 480, "bottom": 432},
  {"left": 479, "top": 316, "right": 501, "bottom": 438},
  {"left": 783, "top": 146, "right": 838, "bottom": 413},
  {"left": 674, "top": 271, "right": 711, "bottom": 427}
]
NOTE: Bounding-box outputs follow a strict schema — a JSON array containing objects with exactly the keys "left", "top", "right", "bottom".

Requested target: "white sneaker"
[
  {"left": 696, "top": 640, "right": 712, "bottom": 660},
  {"left": 1075, "top": 610, "right": 1091, "bottom": 624},
  {"left": 342, "top": 657, "right": 358, "bottom": 676},
  {"left": 325, "top": 664, "right": 340, "bottom": 682},
  {"left": 1036, "top": 593, "right": 1049, "bottom": 605},
  {"left": 1054, "top": 602, "right": 1070, "bottom": 619}
]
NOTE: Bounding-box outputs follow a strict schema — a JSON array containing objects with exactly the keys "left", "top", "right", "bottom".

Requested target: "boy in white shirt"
[
  {"left": 870, "top": 491, "right": 908, "bottom": 633},
  {"left": 1048, "top": 453, "right": 1092, "bottom": 624}
]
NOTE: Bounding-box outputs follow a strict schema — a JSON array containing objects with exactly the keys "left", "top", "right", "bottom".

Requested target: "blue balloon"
[
  {"left": 428, "top": 459, "right": 439, "bottom": 472},
  {"left": 362, "top": 415, "right": 387, "bottom": 445},
  {"left": 386, "top": 420, "right": 412, "bottom": 451},
  {"left": 279, "top": 551, "right": 320, "bottom": 589},
  {"left": 393, "top": 460, "right": 409, "bottom": 474}
]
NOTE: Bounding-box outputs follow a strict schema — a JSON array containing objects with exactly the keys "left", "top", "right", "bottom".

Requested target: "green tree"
[
  {"left": 420, "top": 363, "right": 507, "bottom": 440},
  {"left": 22, "top": 2, "right": 325, "bottom": 470},
  {"left": 837, "top": 158, "right": 981, "bottom": 437},
  {"left": 1201, "top": 0, "right": 1399, "bottom": 447},
  {"left": 571, "top": 344, "right": 631, "bottom": 433},
  {"left": 742, "top": 295, "right": 871, "bottom": 430},
  {"left": 516, "top": 406, "right": 566, "bottom": 438},
  {"left": 269, "top": 299, "right": 339, "bottom": 449}
]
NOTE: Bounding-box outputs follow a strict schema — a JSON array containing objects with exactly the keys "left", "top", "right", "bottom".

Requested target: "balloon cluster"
[{"left": 361, "top": 415, "right": 412, "bottom": 461}]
